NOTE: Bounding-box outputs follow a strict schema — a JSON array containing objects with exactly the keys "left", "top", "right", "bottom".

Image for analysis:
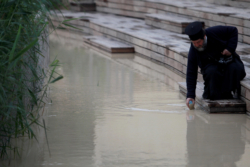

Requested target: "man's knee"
[{"left": 227, "top": 61, "right": 245, "bottom": 74}]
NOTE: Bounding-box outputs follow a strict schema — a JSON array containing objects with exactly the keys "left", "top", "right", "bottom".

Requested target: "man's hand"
[
  {"left": 186, "top": 98, "right": 195, "bottom": 109},
  {"left": 221, "top": 49, "right": 231, "bottom": 56}
]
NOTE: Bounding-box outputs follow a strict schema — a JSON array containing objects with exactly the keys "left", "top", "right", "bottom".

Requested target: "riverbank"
[{"left": 50, "top": 9, "right": 250, "bottom": 113}]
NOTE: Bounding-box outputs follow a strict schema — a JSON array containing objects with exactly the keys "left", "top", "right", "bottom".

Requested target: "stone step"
[
  {"left": 145, "top": 13, "right": 203, "bottom": 34},
  {"left": 178, "top": 82, "right": 246, "bottom": 113},
  {"left": 51, "top": 12, "right": 250, "bottom": 75},
  {"left": 82, "top": 40, "right": 135, "bottom": 58},
  {"left": 51, "top": 12, "right": 250, "bottom": 68},
  {"left": 70, "top": 1, "right": 96, "bottom": 12},
  {"left": 95, "top": 0, "right": 250, "bottom": 44},
  {"left": 51, "top": 13, "right": 192, "bottom": 78},
  {"left": 83, "top": 35, "right": 135, "bottom": 53},
  {"left": 207, "top": 0, "right": 250, "bottom": 9}
]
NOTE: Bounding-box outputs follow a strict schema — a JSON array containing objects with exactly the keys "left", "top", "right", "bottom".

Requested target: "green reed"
[{"left": 0, "top": 0, "right": 69, "bottom": 158}]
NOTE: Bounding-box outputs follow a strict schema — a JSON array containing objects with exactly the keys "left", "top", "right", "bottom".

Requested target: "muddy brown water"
[{"left": 2, "top": 33, "right": 250, "bottom": 167}]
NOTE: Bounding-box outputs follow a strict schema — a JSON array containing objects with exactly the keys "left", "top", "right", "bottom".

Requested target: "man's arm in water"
[{"left": 186, "top": 46, "right": 198, "bottom": 108}]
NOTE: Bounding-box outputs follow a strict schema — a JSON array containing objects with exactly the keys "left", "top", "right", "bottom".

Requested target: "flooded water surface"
[{"left": 2, "top": 33, "right": 250, "bottom": 167}]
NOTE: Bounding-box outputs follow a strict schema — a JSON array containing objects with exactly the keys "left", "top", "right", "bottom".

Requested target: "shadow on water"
[{"left": 2, "top": 30, "right": 250, "bottom": 167}]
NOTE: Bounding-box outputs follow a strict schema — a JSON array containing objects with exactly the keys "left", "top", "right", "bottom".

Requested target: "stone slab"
[
  {"left": 70, "top": 2, "right": 96, "bottom": 12},
  {"left": 145, "top": 13, "right": 195, "bottom": 26},
  {"left": 83, "top": 35, "right": 135, "bottom": 53},
  {"left": 214, "top": 0, "right": 250, "bottom": 8},
  {"left": 145, "top": 20, "right": 185, "bottom": 34},
  {"left": 83, "top": 41, "right": 135, "bottom": 58}
]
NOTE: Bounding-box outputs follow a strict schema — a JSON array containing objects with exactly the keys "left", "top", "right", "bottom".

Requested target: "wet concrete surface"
[{"left": 2, "top": 34, "right": 250, "bottom": 167}]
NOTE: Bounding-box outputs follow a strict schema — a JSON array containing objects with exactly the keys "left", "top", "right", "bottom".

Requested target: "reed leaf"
[
  {"left": 0, "top": 0, "right": 68, "bottom": 158},
  {"left": 8, "top": 25, "right": 22, "bottom": 62},
  {"left": 50, "top": 75, "right": 63, "bottom": 83}
]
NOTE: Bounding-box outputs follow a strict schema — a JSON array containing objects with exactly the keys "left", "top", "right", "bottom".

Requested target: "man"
[{"left": 185, "top": 22, "right": 246, "bottom": 109}]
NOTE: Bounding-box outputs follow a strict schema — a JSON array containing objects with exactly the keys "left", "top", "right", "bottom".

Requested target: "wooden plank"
[
  {"left": 83, "top": 36, "right": 135, "bottom": 53},
  {"left": 179, "top": 82, "right": 246, "bottom": 113}
]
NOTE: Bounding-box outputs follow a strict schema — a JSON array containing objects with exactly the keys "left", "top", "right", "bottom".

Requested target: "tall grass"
[{"left": 0, "top": 0, "right": 67, "bottom": 158}]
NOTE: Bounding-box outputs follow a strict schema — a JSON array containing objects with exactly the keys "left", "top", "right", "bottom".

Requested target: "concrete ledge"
[
  {"left": 83, "top": 35, "right": 135, "bottom": 53},
  {"left": 70, "top": 1, "right": 96, "bottom": 12},
  {"left": 145, "top": 13, "right": 199, "bottom": 34},
  {"left": 209, "top": 0, "right": 250, "bottom": 8}
]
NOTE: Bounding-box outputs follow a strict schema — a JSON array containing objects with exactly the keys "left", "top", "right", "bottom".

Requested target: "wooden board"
[
  {"left": 83, "top": 36, "right": 134, "bottom": 53},
  {"left": 179, "top": 82, "right": 246, "bottom": 113}
]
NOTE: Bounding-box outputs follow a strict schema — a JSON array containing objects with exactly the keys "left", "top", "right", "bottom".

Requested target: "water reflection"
[
  {"left": 186, "top": 110, "right": 246, "bottom": 167},
  {"left": 47, "top": 38, "right": 188, "bottom": 167},
  {"left": 50, "top": 30, "right": 185, "bottom": 90}
]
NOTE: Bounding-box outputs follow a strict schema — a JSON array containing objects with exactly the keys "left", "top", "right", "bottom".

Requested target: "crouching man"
[{"left": 185, "top": 22, "right": 246, "bottom": 109}]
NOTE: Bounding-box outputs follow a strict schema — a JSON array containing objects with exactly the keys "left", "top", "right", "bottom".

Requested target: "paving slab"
[
  {"left": 82, "top": 41, "right": 135, "bottom": 58},
  {"left": 83, "top": 35, "right": 135, "bottom": 53},
  {"left": 145, "top": 13, "right": 198, "bottom": 33},
  {"left": 211, "top": 0, "right": 250, "bottom": 8},
  {"left": 70, "top": 1, "right": 96, "bottom": 12},
  {"left": 179, "top": 82, "right": 246, "bottom": 113}
]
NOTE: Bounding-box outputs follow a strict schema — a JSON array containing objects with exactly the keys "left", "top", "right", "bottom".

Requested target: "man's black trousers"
[{"left": 202, "top": 54, "right": 246, "bottom": 100}]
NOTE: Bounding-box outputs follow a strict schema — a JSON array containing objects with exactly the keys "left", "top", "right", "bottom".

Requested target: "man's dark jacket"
[{"left": 186, "top": 26, "right": 245, "bottom": 99}]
